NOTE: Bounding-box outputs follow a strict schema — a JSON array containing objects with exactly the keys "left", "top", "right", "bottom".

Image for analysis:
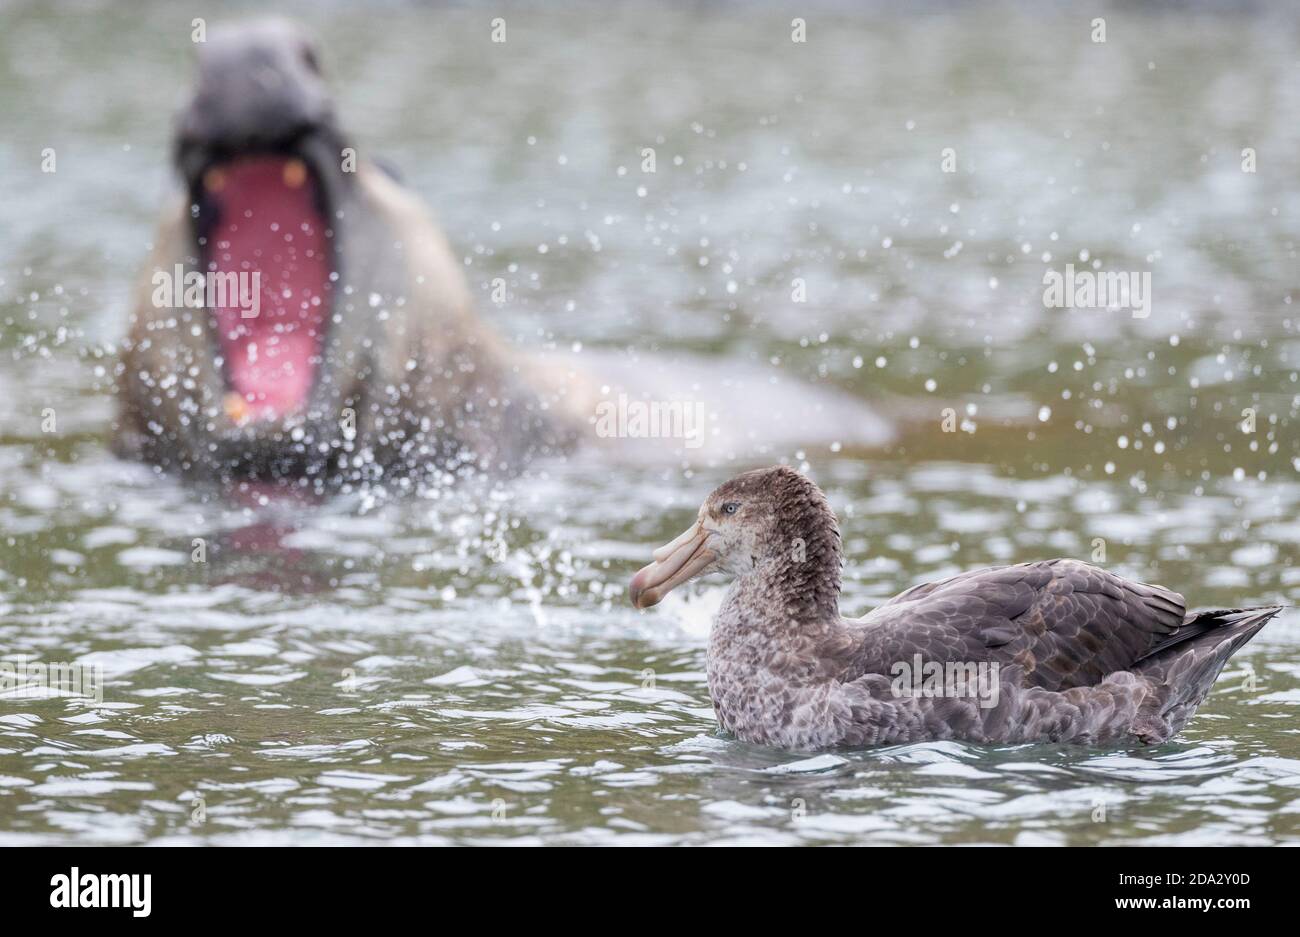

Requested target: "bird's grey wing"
[{"left": 849, "top": 559, "right": 1185, "bottom": 691}]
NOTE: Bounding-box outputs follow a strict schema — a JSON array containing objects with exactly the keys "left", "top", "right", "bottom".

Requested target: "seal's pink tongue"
[{"left": 204, "top": 156, "right": 331, "bottom": 420}]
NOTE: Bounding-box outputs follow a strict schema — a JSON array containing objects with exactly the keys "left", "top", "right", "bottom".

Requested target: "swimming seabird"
[{"left": 629, "top": 465, "right": 1281, "bottom": 750}]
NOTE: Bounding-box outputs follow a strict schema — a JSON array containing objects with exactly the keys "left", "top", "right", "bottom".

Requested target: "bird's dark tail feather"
[{"left": 1133, "top": 606, "right": 1282, "bottom": 717}]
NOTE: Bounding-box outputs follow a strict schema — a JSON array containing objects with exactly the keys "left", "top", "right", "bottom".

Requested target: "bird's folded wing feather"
[{"left": 848, "top": 559, "right": 1185, "bottom": 691}]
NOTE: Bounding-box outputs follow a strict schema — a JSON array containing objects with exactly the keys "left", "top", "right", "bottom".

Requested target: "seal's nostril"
[{"left": 254, "top": 66, "right": 283, "bottom": 90}]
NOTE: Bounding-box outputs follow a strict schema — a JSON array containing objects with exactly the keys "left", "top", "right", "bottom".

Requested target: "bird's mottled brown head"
[{"left": 629, "top": 465, "right": 842, "bottom": 614}]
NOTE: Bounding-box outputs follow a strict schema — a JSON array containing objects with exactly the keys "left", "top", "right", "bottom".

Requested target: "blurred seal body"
[{"left": 115, "top": 20, "right": 579, "bottom": 479}]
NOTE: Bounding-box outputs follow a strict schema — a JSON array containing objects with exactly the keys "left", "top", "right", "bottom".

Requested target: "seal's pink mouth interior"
[{"left": 202, "top": 156, "right": 332, "bottom": 420}]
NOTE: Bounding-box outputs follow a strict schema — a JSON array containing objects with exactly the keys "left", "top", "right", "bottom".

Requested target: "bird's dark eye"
[{"left": 722, "top": 502, "right": 740, "bottom": 515}]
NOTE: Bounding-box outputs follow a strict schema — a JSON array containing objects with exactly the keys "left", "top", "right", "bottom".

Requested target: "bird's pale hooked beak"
[{"left": 629, "top": 520, "right": 718, "bottom": 609}]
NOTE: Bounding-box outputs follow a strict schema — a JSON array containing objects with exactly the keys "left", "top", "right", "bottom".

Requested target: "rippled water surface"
[{"left": 1, "top": 1, "right": 1298, "bottom": 845}]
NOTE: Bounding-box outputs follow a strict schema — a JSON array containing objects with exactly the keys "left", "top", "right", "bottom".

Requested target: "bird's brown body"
[{"left": 632, "top": 466, "right": 1280, "bottom": 751}]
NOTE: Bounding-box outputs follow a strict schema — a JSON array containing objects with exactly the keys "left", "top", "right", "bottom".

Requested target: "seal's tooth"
[
  {"left": 223, "top": 391, "right": 251, "bottom": 425},
  {"left": 283, "top": 158, "right": 307, "bottom": 189}
]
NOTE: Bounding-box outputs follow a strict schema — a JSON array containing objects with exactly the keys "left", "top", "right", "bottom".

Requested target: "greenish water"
[{"left": 0, "top": 1, "right": 1297, "bottom": 844}]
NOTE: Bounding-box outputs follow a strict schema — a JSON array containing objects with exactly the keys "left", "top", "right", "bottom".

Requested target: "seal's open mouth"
[{"left": 196, "top": 154, "right": 334, "bottom": 422}]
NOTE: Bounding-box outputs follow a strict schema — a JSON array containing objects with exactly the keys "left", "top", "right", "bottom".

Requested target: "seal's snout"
[{"left": 177, "top": 19, "right": 335, "bottom": 178}]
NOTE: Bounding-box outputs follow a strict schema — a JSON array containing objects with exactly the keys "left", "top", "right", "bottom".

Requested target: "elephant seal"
[
  {"left": 115, "top": 19, "right": 895, "bottom": 482},
  {"left": 115, "top": 19, "right": 582, "bottom": 480}
]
